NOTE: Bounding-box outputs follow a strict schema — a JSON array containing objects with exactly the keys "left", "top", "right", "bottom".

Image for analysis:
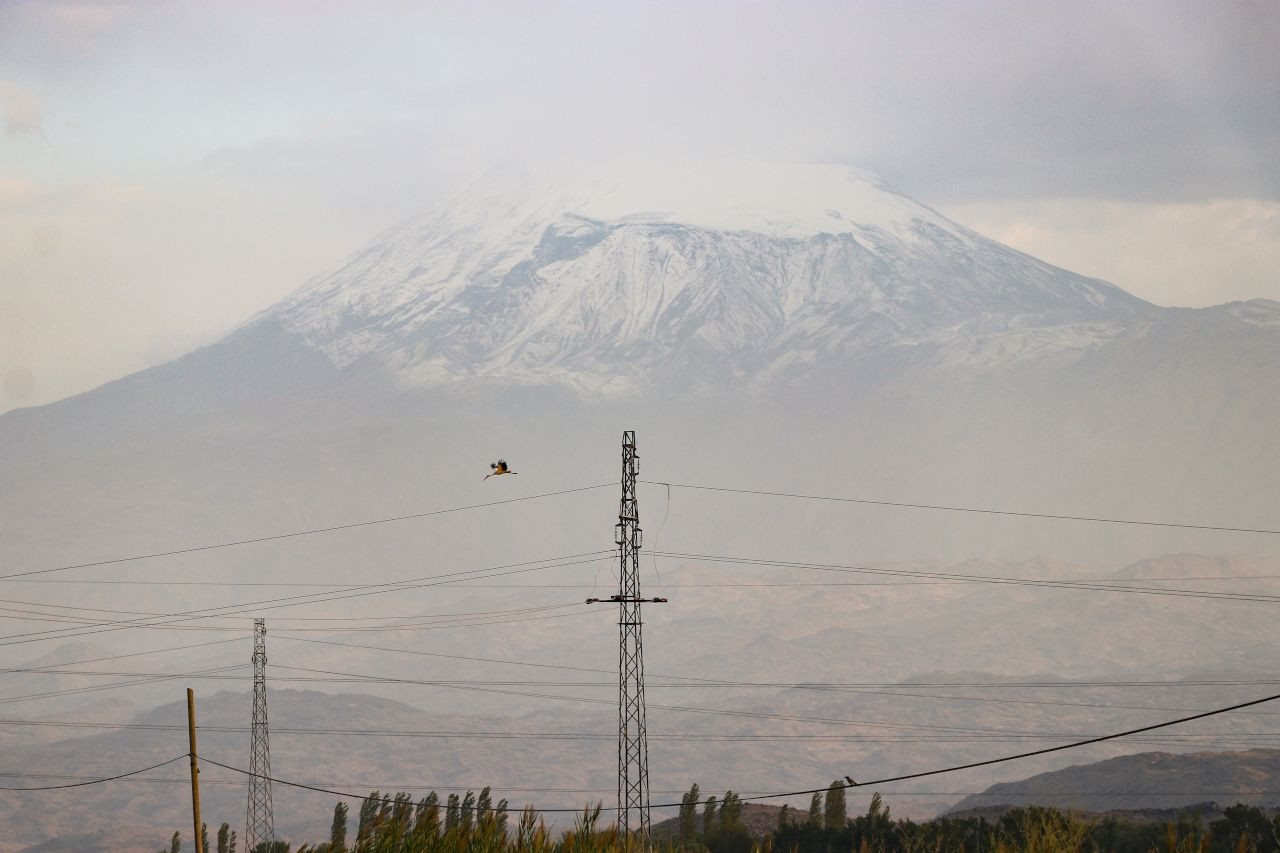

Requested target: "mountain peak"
[
  {"left": 454, "top": 160, "right": 946, "bottom": 239},
  {"left": 254, "top": 161, "right": 1146, "bottom": 393}
]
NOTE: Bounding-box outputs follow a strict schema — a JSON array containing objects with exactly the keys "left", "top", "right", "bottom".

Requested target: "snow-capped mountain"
[
  {"left": 257, "top": 162, "right": 1152, "bottom": 393},
  {"left": 1, "top": 159, "right": 1276, "bottom": 577}
]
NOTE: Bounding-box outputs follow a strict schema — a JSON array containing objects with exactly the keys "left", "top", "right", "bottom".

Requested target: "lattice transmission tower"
[
  {"left": 589, "top": 430, "right": 666, "bottom": 844},
  {"left": 245, "top": 618, "right": 275, "bottom": 850}
]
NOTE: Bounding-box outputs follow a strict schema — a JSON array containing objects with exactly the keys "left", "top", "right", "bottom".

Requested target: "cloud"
[
  {"left": 202, "top": 137, "right": 348, "bottom": 179},
  {"left": 0, "top": 81, "right": 43, "bottom": 137},
  {"left": 10, "top": 1, "right": 134, "bottom": 54},
  {"left": 942, "top": 197, "right": 1280, "bottom": 307},
  {"left": 45, "top": 2, "right": 133, "bottom": 32},
  {"left": 2, "top": 366, "right": 35, "bottom": 405},
  {"left": 1, "top": 1, "right": 1278, "bottom": 412},
  {"left": 0, "top": 178, "right": 39, "bottom": 202}
]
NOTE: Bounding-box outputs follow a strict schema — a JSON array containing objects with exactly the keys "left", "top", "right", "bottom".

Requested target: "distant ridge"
[{"left": 948, "top": 749, "right": 1280, "bottom": 814}]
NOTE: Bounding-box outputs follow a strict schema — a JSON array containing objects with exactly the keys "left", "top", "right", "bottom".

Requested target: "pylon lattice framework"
[
  {"left": 246, "top": 618, "right": 275, "bottom": 850},
  {"left": 616, "top": 430, "right": 653, "bottom": 842}
]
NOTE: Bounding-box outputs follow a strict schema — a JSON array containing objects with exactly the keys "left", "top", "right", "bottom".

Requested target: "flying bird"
[{"left": 484, "top": 459, "right": 518, "bottom": 480}]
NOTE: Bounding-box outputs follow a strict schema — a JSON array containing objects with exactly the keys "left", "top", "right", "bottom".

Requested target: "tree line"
[
  {"left": 155, "top": 781, "right": 1280, "bottom": 853},
  {"left": 770, "top": 782, "right": 1280, "bottom": 853}
]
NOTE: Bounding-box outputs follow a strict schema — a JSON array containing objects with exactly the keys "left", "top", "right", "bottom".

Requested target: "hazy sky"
[{"left": 1, "top": 0, "right": 1277, "bottom": 412}]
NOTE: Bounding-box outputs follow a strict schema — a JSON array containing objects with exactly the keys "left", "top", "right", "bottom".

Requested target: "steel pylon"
[
  {"left": 245, "top": 619, "right": 275, "bottom": 850},
  {"left": 588, "top": 431, "right": 667, "bottom": 845}
]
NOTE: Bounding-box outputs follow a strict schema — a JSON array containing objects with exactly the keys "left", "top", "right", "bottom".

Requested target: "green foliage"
[
  {"left": 561, "top": 802, "right": 619, "bottom": 853},
  {"left": 414, "top": 792, "right": 441, "bottom": 843},
  {"left": 338, "top": 789, "right": 526, "bottom": 852},
  {"left": 219, "top": 823, "right": 233, "bottom": 853},
  {"left": 772, "top": 799, "right": 1280, "bottom": 853},
  {"left": 445, "top": 793, "right": 460, "bottom": 833},
  {"left": 703, "top": 796, "right": 719, "bottom": 835},
  {"left": 357, "top": 792, "right": 382, "bottom": 842},
  {"left": 329, "top": 802, "right": 348, "bottom": 851},
  {"left": 460, "top": 791, "right": 477, "bottom": 831},
  {"left": 679, "top": 783, "right": 701, "bottom": 843},
  {"left": 251, "top": 842, "right": 290, "bottom": 853},
  {"left": 806, "top": 793, "right": 822, "bottom": 827},
  {"left": 823, "top": 782, "right": 846, "bottom": 830},
  {"left": 172, "top": 831, "right": 182, "bottom": 853},
  {"left": 1000, "top": 807, "right": 1091, "bottom": 853},
  {"left": 719, "top": 792, "right": 742, "bottom": 831},
  {"left": 1208, "top": 804, "right": 1280, "bottom": 853},
  {"left": 515, "top": 806, "right": 553, "bottom": 853},
  {"left": 700, "top": 790, "right": 750, "bottom": 853}
]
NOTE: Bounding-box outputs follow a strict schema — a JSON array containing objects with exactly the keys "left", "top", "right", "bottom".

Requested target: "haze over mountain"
[
  {"left": 2, "top": 161, "right": 1274, "bottom": 566},
  {"left": 0, "top": 161, "right": 1276, "bottom": 848}
]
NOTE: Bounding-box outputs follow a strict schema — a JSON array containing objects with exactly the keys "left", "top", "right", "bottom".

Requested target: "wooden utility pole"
[{"left": 187, "top": 688, "right": 203, "bottom": 853}]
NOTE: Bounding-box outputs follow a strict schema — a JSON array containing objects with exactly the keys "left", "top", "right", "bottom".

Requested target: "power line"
[
  {"left": 0, "top": 637, "right": 246, "bottom": 677},
  {"left": 25, "top": 666, "right": 1258, "bottom": 726},
  {"left": 0, "top": 609, "right": 604, "bottom": 638},
  {"left": 267, "top": 662, "right": 1252, "bottom": 740},
  {"left": 13, "top": 663, "right": 1280, "bottom": 716},
  {"left": 270, "top": 635, "right": 1280, "bottom": 714},
  {"left": 10, "top": 474, "right": 1262, "bottom": 590},
  {"left": 190, "top": 688, "right": 1280, "bottom": 812},
  {"left": 222, "top": 608, "right": 603, "bottom": 634},
  {"left": 5, "top": 771, "right": 1280, "bottom": 800},
  {"left": 0, "top": 602, "right": 592, "bottom": 634},
  {"left": 9, "top": 542, "right": 1269, "bottom": 649},
  {"left": 27, "top": 659, "right": 1275, "bottom": 731},
  {"left": 6, "top": 717, "right": 1280, "bottom": 747},
  {"left": 11, "top": 694, "right": 1280, "bottom": 803},
  {"left": 0, "top": 579, "right": 375, "bottom": 587},
  {"left": 0, "top": 551, "right": 611, "bottom": 646},
  {"left": 0, "top": 665, "right": 248, "bottom": 707},
  {"left": 651, "top": 551, "right": 1280, "bottom": 605},
  {"left": 1, "top": 483, "right": 612, "bottom": 582},
  {"left": 0, "top": 596, "right": 584, "bottom": 622},
  {"left": 0, "top": 755, "right": 186, "bottom": 791},
  {"left": 732, "top": 690, "right": 1280, "bottom": 808},
  {"left": 11, "top": 572, "right": 1280, "bottom": 588},
  {"left": 201, "top": 756, "right": 454, "bottom": 807},
  {"left": 643, "top": 481, "right": 1280, "bottom": 535}
]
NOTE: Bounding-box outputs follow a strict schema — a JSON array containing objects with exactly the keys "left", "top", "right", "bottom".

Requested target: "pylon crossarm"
[{"left": 586, "top": 596, "right": 668, "bottom": 604}]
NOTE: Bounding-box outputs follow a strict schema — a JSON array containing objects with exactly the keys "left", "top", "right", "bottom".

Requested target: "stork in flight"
[{"left": 484, "top": 459, "right": 518, "bottom": 480}]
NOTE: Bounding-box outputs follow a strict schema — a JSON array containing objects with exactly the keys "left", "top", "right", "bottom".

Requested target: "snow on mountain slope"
[{"left": 257, "top": 162, "right": 1150, "bottom": 393}]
